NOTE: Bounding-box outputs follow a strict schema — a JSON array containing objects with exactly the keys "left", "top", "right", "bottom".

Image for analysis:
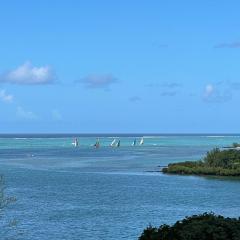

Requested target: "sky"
[{"left": 0, "top": 0, "right": 240, "bottom": 133}]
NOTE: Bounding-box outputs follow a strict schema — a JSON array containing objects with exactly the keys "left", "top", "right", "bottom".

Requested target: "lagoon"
[{"left": 1, "top": 134, "right": 240, "bottom": 239}]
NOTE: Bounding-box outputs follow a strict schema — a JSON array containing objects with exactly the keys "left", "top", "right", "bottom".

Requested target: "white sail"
[
  {"left": 94, "top": 138, "right": 100, "bottom": 148},
  {"left": 110, "top": 139, "right": 116, "bottom": 146},
  {"left": 72, "top": 138, "right": 78, "bottom": 147},
  {"left": 139, "top": 137, "right": 144, "bottom": 145}
]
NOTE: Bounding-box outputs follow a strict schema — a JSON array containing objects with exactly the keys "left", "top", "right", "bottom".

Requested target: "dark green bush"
[
  {"left": 203, "top": 148, "right": 240, "bottom": 169},
  {"left": 139, "top": 213, "right": 240, "bottom": 240}
]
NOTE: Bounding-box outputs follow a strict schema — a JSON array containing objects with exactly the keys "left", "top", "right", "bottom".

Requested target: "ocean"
[{"left": 1, "top": 134, "right": 240, "bottom": 239}]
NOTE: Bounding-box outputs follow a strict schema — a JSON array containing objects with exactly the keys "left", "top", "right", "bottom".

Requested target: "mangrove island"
[{"left": 162, "top": 147, "right": 240, "bottom": 176}]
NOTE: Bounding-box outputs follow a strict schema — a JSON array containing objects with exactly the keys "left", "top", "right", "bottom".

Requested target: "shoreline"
[{"left": 161, "top": 168, "right": 240, "bottom": 178}]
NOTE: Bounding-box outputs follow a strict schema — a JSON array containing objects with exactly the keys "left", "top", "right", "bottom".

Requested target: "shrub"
[
  {"left": 163, "top": 148, "right": 240, "bottom": 176},
  {"left": 139, "top": 213, "right": 240, "bottom": 240}
]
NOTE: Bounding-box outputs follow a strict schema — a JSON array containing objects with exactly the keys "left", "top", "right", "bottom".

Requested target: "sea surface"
[{"left": 1, "top": 134, "right": 240, "bottom": 239}]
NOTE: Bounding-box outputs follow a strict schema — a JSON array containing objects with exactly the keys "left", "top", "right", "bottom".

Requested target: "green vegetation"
[
  {"left": 162, "top": 148, "right": 240, "bottom": 176},
  {"left": 232, "top": 142, "right": 240, "bottom": 148},
  {"left": 139, "top": 213, "right": 240, "bottom": 240}
]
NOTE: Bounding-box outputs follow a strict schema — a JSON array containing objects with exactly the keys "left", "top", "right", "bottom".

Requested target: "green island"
[
  {"left": 162, "top": 147, "right": 240, "bottom": 176},
  {"left": 139, "top": 213, "right": 240, "bottom": 240},
  {"left": 232, "top": 142, "right": 240, "bottom": 148}
]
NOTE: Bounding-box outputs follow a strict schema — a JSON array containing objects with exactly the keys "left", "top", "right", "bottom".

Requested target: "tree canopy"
[{"left": 139, "top": 213, "right": 240, "bottom": 240}]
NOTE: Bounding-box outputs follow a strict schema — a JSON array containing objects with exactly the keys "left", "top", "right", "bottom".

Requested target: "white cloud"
[
  {"left": 16, "top": 106, "right": 38, "bottom": 120},
  {"left": 203, "top": 83, "right": 232, "bottom": 103},
  {"left": 204, "top": 84, "right": 214, "bottom": 98},
  {"left": 0, "top": 62, "right": 55, "bottom": 85},
  {"left": 0, "top": 89, "right": 13, "bottom": 103},
  {"left": 80, "top": 74, "right": 117, "bottom": 89},
  {"left": 51, "top": 109, "right": 62, "bottom": 121}
]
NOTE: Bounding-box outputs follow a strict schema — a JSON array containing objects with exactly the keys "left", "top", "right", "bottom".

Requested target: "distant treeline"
[
  {"left": 233, "top": 142, "right": 240, "bottom": 148},
  {"left": 163, "top": 148, "right": 240, "bottom": 176},
  {"left": 139, "top": 213, "right": 240, "bottom": 240}
]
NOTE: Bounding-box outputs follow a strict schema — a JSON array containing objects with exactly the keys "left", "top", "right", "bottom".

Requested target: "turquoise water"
[{"left": 1, "top": 134, "right": 240, "bottom": 239}]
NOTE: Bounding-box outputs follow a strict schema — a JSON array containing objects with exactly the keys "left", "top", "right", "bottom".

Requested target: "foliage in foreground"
[
  {"left": 162, "top": 148, "right": 240, "bottom": 176},
  {"left": 139, "top": 213, "right": 240, "bottom": 240}
]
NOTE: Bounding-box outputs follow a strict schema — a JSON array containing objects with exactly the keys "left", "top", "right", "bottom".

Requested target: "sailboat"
[
  {"left": 110, "top": 139, "right": 117, "bottom": 147},
  {"left": 139, "top": 137, "right": 144, "bottom": 145},
  {"left": 132, "top": 138, "right": 137, "bottom": 146},
  {"left": 72, "top": 138, "right": 79, "bottom": 147},
  {"left": 94, "top": 138, "right": 100, "bottom": 148},
  {"left": 116, "top": 140, "right": 120, "bottom": 147}
]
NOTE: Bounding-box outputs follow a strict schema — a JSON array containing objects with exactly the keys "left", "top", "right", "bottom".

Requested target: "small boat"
[
  {"left": 132, "top": 138, "right": 137, "bottom": 146},
  {"left": 72, "top": 138, "right": 79, "bottom": 147},
  {"left": 94, "top": 138, "right": 100, "bottom": 148},
  {"left": 139, "top": 137, "right": 144, "bottom": 145},
  {"left": 110, "top": 139, "right": 117, "bottom": 147},
  {"left": 116, "top": 140, "right": 120, "bottom": 147}
]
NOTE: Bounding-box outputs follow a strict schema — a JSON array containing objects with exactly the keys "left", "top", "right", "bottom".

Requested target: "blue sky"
[{"left": 0, "top": 0, "right": 240, "bottom": 133}]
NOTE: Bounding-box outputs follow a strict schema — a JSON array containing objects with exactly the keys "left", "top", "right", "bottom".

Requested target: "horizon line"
[{"left": 0, "top": 132, "right": 239, "bottom": 135}]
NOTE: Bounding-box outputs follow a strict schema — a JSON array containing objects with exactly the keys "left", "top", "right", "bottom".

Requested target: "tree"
[{"left": 139, "top": 213, "right": 240, "bottom": 240}]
